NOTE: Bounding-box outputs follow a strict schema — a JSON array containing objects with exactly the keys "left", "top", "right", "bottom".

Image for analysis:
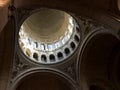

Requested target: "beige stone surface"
[{"left": 23, "top": 9, "right": 69, "bottom": 43}]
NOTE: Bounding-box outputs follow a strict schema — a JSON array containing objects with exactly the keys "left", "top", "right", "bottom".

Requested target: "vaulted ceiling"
[{"left": 0, "top": 0, "right": 120, "bottom": 33}]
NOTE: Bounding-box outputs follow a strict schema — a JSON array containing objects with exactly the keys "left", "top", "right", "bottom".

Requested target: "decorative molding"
[
  {"left": 11, "top": 53, "right": 31, "bottom": 79},
  {"left": 62, "top": 62, "right": 77, "bottom": 81}
]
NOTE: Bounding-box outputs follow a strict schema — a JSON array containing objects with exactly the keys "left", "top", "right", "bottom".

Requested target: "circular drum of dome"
[{"left": 18, "top": 8, "right": 80, "bottom": 64}]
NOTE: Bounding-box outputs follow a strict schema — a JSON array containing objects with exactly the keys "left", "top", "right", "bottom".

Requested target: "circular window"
[{"left": 19, "top": 8, "right": 80, "bottom": 64}]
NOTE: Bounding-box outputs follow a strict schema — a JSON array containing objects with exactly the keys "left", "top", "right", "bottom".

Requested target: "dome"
[{"left": 19, "top": 9, "right": 80, "bottom": 64}]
